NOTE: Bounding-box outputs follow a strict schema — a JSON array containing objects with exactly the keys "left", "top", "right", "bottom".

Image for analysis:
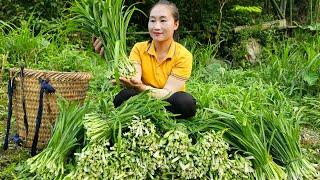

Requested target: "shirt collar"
[{"left": 146, "top": 40, "right": 176, "bottom": 60}]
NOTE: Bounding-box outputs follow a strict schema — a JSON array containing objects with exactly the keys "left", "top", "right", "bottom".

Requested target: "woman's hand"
[
  {"left": 118, "top": 77, "right": 146, "bottom": 92},
  {"left": 92, "top": 36, "right": 104, "bottom": 57}
]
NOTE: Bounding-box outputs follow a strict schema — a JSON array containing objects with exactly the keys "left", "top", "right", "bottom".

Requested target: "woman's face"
[{"left": 148, "top": 5, "right": 179, "bottom": 43}]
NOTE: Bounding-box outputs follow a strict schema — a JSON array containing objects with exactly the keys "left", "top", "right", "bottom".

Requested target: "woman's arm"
[
  {"left": 122, "top": 43, "right": 192, "bottom": 99},
  {"left": 120, "top": 63, "right": 185, "bottom": 99},
  {"left": 145, "top": 76, "right": 185, "bottom": 99},
  {"left": 132, "top": 63, "right": 142, "bottom": 82}
]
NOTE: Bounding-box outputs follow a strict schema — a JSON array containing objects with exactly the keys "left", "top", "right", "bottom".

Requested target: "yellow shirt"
[{"left": 129, "top": 40, "right": 192, "bottom": 91}]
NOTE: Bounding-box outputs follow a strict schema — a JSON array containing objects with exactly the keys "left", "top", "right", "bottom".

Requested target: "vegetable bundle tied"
[
  {"left": 68, "top": 117, "right": 254, "bottom": 179},
  {"left": 83, "top": 92, "right": 173, "bottom": 143},
  {"left": 188, "top": 82, "right": 318, "bottom": 179},
  {"left": 25, "top": 99, "right": 89, "bottom": 179},
  {"left": 71, "top": 0, "right": 139, "bottom": 79}
]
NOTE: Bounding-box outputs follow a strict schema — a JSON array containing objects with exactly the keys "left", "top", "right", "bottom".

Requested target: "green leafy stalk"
[
  {"left": 204, "top": 108, "right": 286, "bottom": 180},
  {"left": 84, "top": 92, "right": 175, "bottom": 143},
  {"left": 259, "top": 90, "right": 317, "bottom": 179},
  {"left": 25, "top": 98, "right": 90, "bottom": 179},
  {"left": 70, "top": 0, "right": 142, "bottom": 78}
]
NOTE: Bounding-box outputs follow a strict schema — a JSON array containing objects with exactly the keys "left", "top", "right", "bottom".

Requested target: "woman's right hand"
[
  {"left": 92, "top": 36, "right": 104, "bottom": 57},
  {"left": 111, "top": 77, "right": 146, "bottom": 91}
]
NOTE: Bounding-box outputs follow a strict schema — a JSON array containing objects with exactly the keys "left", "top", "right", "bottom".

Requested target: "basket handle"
[
  {"left": 3, "top": 76, "right": 15, "bottom": 150},
  {"left": 19, "top": 65, "right": 29, "bottom": 141},
  {"left": 31, "top": 78, "right": 55, "bottom": 156}
]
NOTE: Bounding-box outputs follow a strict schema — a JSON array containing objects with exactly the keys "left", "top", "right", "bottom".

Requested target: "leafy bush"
[
  {"left": 0, "top": 20, "right": 46, "bottom": 67},
  {"left": 259, "top": 33, "right": 320, "bottom": 96},
  {"left": 0, "top": 0, "right": 72, "bottom": 24},
  {"left": 0, "top": 20, "right": 94, "bottom": 74}
]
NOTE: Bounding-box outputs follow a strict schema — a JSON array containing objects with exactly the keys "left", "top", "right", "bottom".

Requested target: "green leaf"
[{"left": 303, "top": 71, "right": 319, "bottom": 86}]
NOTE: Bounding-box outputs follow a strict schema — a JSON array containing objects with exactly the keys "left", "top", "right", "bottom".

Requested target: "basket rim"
[{"left": 10, "top": 68, "right": 92, "bottom": 81}]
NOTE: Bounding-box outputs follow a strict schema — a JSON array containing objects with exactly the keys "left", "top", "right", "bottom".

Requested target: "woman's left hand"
[{"left": 119, "top": 77, "right": 146, "bottom": 92}]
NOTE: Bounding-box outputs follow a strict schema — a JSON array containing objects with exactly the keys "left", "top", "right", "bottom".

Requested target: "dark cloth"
[{"left": 113, "top": 88, "right": 196, "bottom": 119}]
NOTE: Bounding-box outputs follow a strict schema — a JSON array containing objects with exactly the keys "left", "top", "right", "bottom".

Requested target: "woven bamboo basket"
[{"left": 10, "top": 68, "right": 92, "bottom": 149}]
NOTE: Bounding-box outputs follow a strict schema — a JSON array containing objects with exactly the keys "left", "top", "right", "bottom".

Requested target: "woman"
[{"left": 93, "top": 0, "right": 196, "bottom": 119}]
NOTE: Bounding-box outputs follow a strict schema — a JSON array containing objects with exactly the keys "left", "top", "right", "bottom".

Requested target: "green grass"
[
  {"left": 0, "top": 83, "right": 29, "bottom": 179},
  {"left": 0, "top": 119, "right": 30, "bottom": 179},
  {"left": 0, "top": 148, "right": 29, "bottom": 179},
  {"left": 0, "top": 85, "right": 6, "bottom": 122}
]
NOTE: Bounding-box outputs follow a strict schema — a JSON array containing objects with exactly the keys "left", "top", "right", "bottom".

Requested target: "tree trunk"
[
  {"left": 310, "top": 0, "right": 313, "bottom": 24},
  {"left": 281, "top": 0, "right": 287, "bottom": 17},
  {"left": 289, "top": 0, "right": 293, "bottom": 25},
  {"left": 215, "top": 0, "right": 227, "bottom": 44},
  {"left": 316, "top": 0, "right": 320, "bottom": 23},
  {"left": 297, "top": 0, "right": 309, "bottom": 24},
  {"left": 270, "top": 0, "right": 285, "bottom": 19},
  {"left": 234, "top": 19, "right": 287, "bottom": 33}
]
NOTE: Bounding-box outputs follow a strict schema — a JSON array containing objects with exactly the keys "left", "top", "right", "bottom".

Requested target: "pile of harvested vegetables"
[{"left": 20, "top": 94, "right": 254, "bottom": 179}]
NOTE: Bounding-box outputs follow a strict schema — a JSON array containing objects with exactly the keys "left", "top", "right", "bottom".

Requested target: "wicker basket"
[{"left": 10, "top": 68, "right": 92, "bottom": 149}]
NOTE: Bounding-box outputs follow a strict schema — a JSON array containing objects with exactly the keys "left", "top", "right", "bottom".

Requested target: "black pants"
[{"left": 113, "top": 88, "right": 197, "bottom": 119}]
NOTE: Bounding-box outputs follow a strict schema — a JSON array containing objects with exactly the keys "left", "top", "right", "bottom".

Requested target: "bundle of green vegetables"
[
  {"left": 71, "top": 0, "right": 141, "bottom": 79},
  {"left": 187, "top": 80, "right": 319, "bottom": 179},
  {"left": 83, "top": 92, "right": 175, "bottom": 143},
  {"left": 18, "top": 85, "right": 256, "bottom": 179},
  {"left": 66, "top": 116, "right": 163, "bottom": 179},
  {"left": 22, "top": 98, "right": 90, "bottom": 179},
  {"left": 66, "top": 116, "right": 254, "bottom": 179},
  {"left": 258, "top": 89, "right": 317, "bottom": 179}
]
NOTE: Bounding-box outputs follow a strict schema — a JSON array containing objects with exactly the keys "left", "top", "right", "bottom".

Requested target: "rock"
[
  {"left": 301, "top": 127, "right": 320, "bottom": 146},
  {"left": 245, "top": 38, "right": 262, "bottom": 64}
]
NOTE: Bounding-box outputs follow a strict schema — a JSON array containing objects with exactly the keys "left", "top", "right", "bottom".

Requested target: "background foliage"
[{"left": 1, "top": 0, "right": 318, "bottom": 33}]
